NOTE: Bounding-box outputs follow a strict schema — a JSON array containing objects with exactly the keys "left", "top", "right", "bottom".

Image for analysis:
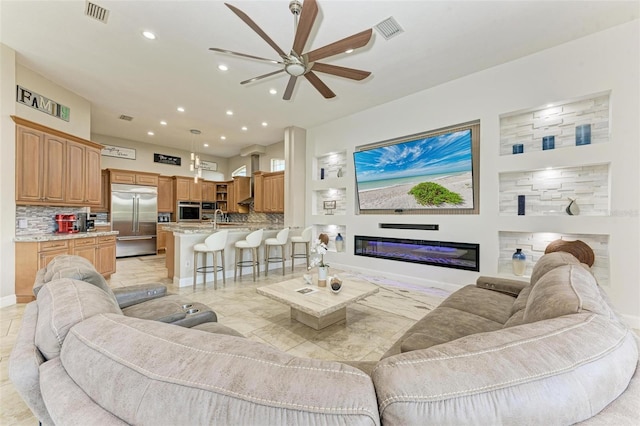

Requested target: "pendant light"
[{"left": 189, "top": 129, "right": 202, "bottom": 183}]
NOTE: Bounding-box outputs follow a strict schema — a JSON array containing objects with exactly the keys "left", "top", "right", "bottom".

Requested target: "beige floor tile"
[{"left": 1, "top": 254, "right": 446, "bottom": 425}]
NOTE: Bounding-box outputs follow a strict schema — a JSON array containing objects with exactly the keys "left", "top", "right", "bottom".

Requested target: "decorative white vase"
[{"left": 317, "top": 266, "right": 328, "bottom": 287}]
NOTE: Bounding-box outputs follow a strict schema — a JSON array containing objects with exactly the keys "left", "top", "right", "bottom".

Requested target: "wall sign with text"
[
  {"left": 154, "top": 153, "right": 181, "bottom": 166},
  {"left": 16, "top": 85, "right": 70, "bottom": 121},
  {"left": 200, "top": 160, "right": 217, "bottom": 171},
  {"left": 102, "top": 144, "right": 136, "bottom": 160}
]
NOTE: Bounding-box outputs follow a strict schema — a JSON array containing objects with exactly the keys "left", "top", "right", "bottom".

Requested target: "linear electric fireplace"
[{"left": 354, "top": 235, "right": 479, "bottom": 272}]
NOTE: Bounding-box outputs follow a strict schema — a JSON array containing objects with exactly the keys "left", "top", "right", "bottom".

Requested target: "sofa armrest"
[
  {"left": 112, "top": 283, "right": 168, "bottom": 308},
  {"left": 476, "top": 276, "right": 528, "bottom": 296}
]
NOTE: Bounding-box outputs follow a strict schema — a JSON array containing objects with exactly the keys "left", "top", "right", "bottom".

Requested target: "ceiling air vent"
[
  {"left": 118, "top": 114, "right": 133, "bottom": 121},
  {"left": 85, "top": 1, "right": 110, "bottom": 23},
  {"left": 374, "top": 16, "right": 404, "bottom": 40}
]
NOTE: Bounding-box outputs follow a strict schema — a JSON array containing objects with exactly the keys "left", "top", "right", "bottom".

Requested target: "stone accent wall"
[
  {"left": 498, "top": 231, "right": 609, "bottom": 285},
  {"left": 500, "top": 93, "right": 610, "bottom": 155},
  {"left": 499, "top": 164, "right": 609, "bottom": 216},
  {"left": 316, "top": 151, "right": 347, "bottom": 180},
  {"left": 314, "top": 188, "right": 346, "bottom": 215}
]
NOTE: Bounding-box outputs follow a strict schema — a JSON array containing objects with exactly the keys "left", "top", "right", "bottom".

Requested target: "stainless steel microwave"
[
  {"left": 177, "top": 201, "right": 201, "bottom": 222},
  {"left": 201, "top": 202, "right": 216, "bottom": 211}
]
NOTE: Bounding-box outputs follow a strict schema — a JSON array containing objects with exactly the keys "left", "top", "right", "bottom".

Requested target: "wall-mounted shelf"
[{"left": 313, "top": 151, "right": 347, "bottom": 182}]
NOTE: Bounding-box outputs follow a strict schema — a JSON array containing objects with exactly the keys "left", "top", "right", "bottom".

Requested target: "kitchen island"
[{"left": 163, "top": 223, "right": 299, "bottom": 287}]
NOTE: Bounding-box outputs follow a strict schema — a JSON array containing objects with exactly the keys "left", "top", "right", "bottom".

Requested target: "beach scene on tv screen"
[{"left": 355, "top": 130, "right": 473, "bottom": 210}]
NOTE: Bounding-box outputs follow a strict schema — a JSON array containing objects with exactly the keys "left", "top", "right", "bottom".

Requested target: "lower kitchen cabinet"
[{"left": 14, "top": 234, "right": 117, "bottom": 303}]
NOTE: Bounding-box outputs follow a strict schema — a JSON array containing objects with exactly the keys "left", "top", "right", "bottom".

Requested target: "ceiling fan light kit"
[{"left": 211, "top": 0, "right": 373, "bottom": 100}]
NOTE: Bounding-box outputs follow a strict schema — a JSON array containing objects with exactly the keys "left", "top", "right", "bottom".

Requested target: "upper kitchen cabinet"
[
  {"left": 201, "top": 181, "right": 216, "bottom": 202},
  {"left": 233, "top": 176, "right": 250, "bottom": 214},
  {"left": 253, "top": 171, "right": 284, "bottom": 213},
  {"left": 157, "top": 176, "right": 174, "bottom": 213},
  {"left": 92, "top": 170, "right": 110, "bottom": 213},
  {"left": 109, "top": 169, "right": 159, "bottom": 186},
  {"left": 173, "top": 176, "right": 201, "bottom": 202},
  {"left": 13, "top": 116, "right": 103, "bottom": 207}
]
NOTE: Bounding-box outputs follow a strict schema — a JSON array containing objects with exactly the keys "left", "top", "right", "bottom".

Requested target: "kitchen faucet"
[{"left": 213, "top": 209, "right": 224, "bottom": 229}]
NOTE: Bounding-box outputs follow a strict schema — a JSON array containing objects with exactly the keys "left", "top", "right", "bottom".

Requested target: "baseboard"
[{"left": 0, "top": 294, "right": 17, "bottom": 308}]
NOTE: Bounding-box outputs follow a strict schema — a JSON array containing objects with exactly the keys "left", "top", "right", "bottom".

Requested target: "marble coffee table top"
[{"left": 257, "top": 275, "right": 379, "bottom": 318}]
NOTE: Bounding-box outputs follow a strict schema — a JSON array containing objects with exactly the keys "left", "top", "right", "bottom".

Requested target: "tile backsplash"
[{"left": 15, "top": 206, "right": 90, "bottom": 236}]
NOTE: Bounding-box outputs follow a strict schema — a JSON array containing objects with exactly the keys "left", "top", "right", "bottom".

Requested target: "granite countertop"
[
  {"left": 162, "top": 222, "right": 294, "bottom": 234},
  {"left": 14, "top": 230, "right": 119, "bottom": 242}
]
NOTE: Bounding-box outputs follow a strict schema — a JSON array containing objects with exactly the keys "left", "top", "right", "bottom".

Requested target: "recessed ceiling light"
[
  {"left": 142, "top": 31, "right": 156, "bottom": 40},
  {"left": 147, "top": 131, "right": 154, "bottom": 136},
  {"left": 220, "top": 136, "right": 226, "bottom": 140},
  {"left": 262, "top": 122, "right": 268, "bottom": 127},
  {"left": 160, "top": 120, "right": 167, "bottom": 126},
  {"left": 203, "top": 143, "right": 209, "bottom": 147},
  {"left": 269, "top": 88, "right": 277, "bottom": 95},
  {"left": 218, "top": 64, "right": 228, "bottom": 71},
  {"left": 345, "top": 48, "right": 354, "bottom": 54},
  {"left": 177, "top": 106, "right": 185, "bottom": 112},
  {"left": 226, "top": 110, "right": 233, "bottom": 116},
  {"left": 241, "top": 126, "right": 248, "bottom": 131}
]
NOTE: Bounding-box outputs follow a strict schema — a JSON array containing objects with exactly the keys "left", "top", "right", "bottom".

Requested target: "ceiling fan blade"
[
  {"left": 304, "top": 71, "right": 336, "bottom": 99},
  {"left": 283, "top": 76, "right": 297, "bottom": 100},
  {"left": 224, "top": 3, "right": 287, "bottom": 58},
  {"left": 292, "top": 0, "right": 318, "bottom": 55},
  {"left": 305, "top": 28, "right": 373, "bottom": 63},
  {"left": 311, "top": 62, "right": 371, "bottom": 81},
  {"left": 209, "top": 48, "right": 284, "bottom": 65},
  {"left": 240, "top": 69, "right": 286, "bottom": 85}
]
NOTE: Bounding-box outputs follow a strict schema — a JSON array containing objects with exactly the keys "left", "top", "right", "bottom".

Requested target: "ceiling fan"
[{"left": 209, "top": 0, "right": 373, "bottom": 100}]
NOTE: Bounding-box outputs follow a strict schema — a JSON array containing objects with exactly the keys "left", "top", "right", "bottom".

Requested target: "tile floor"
[{"left": 0, "top": 254, "right": 449, "bottom": 425}]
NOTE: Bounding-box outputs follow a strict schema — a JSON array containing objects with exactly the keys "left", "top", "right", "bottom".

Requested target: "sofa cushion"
[
  {"left": 523, "top": 264, "right": 615, "bottom": 324},
  {"left": 42, "top": 255, "right": 93, "bottom": 282},
  {"left": 373, "top": 313, "right": 638, "bottom": 425},
  {"left": 440, "top": 285, "right": 516, "bottom": 324},
  {"left": 121, "top": 295, "right": 217, "bottom": 326},
  {"left": 35, "top": 279, "right": 122, "bottom": 360},
  {"left": 190, "top": 322, "right": 245, "bottom": 337},
  {"left": 529, "top": 251, "right": 582, "bottom": 286},
  {"left": 59, "top": 314, "right": 380, "bottom": 425},
  {"left": 38, "top": 264, "right": 117, "bottom": 303}
]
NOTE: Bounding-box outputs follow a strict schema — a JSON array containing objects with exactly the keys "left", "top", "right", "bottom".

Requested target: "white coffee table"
[{"left": 257, "top": 275, "right": 379, "bottom": 330}]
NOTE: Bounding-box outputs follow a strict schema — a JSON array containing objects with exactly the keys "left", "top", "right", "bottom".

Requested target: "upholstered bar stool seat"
[
  {"left": 264, "top": 228, "right": 289, "bottom": 276},
  {"left": 234, "top": 229, "right": 264, "bottom": 282},
  {"left": 290, "top": 226, "right": 313, "bottom": 272},
  {"left": 193, "top": 230, "right": 228, "bottom": 290}
]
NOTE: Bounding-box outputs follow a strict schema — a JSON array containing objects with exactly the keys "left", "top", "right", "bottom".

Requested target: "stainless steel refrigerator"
[{"left": 111, "top": 184, "right": 158, "bottom": 257}]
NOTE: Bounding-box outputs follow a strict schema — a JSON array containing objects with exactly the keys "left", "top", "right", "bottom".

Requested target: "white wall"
[
  {"left": 94, "top": 134, "right": 227, "bottom": 181},
  {"left": 0, "top": 44, "right": 17, "bottom": 306},
  {"left": 16, "top": 64, "right": 91, "bottom": 139},
  {"left": 307, "top": 21, "right": 640, "bottom": 325}
]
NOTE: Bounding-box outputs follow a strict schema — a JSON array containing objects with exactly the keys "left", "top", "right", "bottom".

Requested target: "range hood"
[{"left": 238, "top": 153, "right": 261, "bottom": 205}]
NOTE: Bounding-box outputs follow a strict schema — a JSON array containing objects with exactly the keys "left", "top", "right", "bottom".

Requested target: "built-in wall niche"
[
  {"left": 498, "top": 231, "right": 609, "bottom": 285},
  {"left": 313, "top": 224, "right": 347, "bottom": 253},
  {"left": 499, "top": 164, "right": 610, "bottom": 216},
  {"left": 500, "top": 92, "right": 610, "bottom": 156},
  {"left": 312, "top": 188, "right": 346, "bottom": 215},
  {"left": 315, "top": 151, "right": 347, "bottom": 181}
]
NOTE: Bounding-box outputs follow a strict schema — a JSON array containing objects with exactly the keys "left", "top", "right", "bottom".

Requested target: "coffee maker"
[
  {"left": 76, "top": 213, "right": 96, "bottom": 232},
  {"left": 55, "top": 214, "right": 78, "bottom": 233}
]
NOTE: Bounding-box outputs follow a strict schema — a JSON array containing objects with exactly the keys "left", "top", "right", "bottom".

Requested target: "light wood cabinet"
[
  {"left": 66, "top": 141, "right": 101, "bottom": 205},
  {"left": 215, "top": 182, "right": 229, "bottom": 212},
  {"left": 156, "top": 226, "right": 169, "bottom": 253},
  {"left": 227, "top": 181, "right": 236, "bottom": 213},
  {"left": 96, "top": 235, "right": 117, "bottom": 275},
  {"left": 173, "top": 177, "right": 202, "bottom": 202},
  {"left": 15, "top": 127, "right": 67, "bottom": 203},
  {"left": 157, "top": 176, "right": 174, "bottom": 213},
  {"left": 233, "top": 176, "right": 251, "bottom": 214},
  {"left": 254, "top": 171, "right": 284, "bottom": 213},
  {"left": 109, "top": 169, "right": 159, "bottom": 186},
  {"left": 14, "top": 235, "right": 116, "bottom": 303},
  {"left": 13, "top": 116, "right": 103, "bottom": 207},
  {"left": 201, "top": 181, "right": 216, "bottom": 202},
  {"left": 92, "top": 170, "right": 110, "bottom": 212}
]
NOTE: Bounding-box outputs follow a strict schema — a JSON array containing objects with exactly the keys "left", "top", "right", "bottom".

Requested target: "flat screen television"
[{"left": 353, "top": 121, "right": 479, "bottom": 214}]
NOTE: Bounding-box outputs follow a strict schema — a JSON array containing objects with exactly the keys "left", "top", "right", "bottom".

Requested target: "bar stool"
[
  {"left": 290, "top": 226, "right": 313, "bottom": 272},
  {"left": 234, "top": 229, "right": 263, "bottom": 282},
  {"left": 264, "top": 228, "right": 289, "bottom": 276},
  {"left": 193, "top": 230, "right": 228, "bottom": 290}
]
